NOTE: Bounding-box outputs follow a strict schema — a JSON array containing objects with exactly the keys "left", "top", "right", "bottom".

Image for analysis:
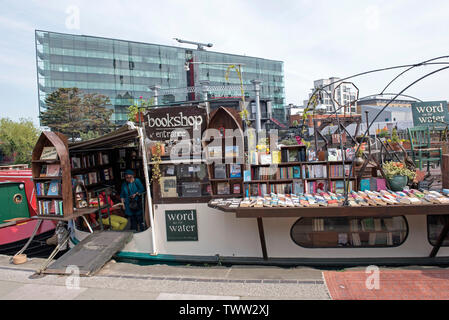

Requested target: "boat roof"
[{"left": 69, "top": 122, "right": 140, "bottom": 152}]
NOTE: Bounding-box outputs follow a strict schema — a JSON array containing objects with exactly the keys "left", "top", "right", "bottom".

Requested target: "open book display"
[{"left": 209, "top": 189, "right": 449, "bottom": 210}]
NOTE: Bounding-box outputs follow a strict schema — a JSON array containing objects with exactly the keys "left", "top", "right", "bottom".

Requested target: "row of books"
[
  {"left": 73, "top": 167, "right": 114, "bottom": 186},
  {"left": 217, "top": 182, "right": 241, "bottom": 195},
  {"left": 71, "top": 152, "right": 110, "bottom": 169},
  {"left": 207, "top": 146, "right": 240, "bottom": 159},
  {"left": 307, "top": 147, "right": 355, "bottom": 162},
  {"left": 250, "top": 166, "right": 301, "bottom": 180},
  {"left": 241, "top": 180, "right": 354, "bottom": 196},
  {"left": 329, "top": 180, "right": 355, "bottom": 194},
  {"left": 303, "top": 164, "right": 327, "bottom": 179},
  {"left": 329, "top": 165, "right": 352, "bottom": 178},
  {"left": 244, "top": 183, "right": 294, "bottom": 196},
  {"left": 38, "top": 200, "right": 63, "bottom": 215},
  {"left": 359, "top": 178, "right": 387, "bottom": 192},
  {"left": 36, "top": 180, "right": 60, "bottom": 196},
  {"left": 214, "top": 164, "right": 242, "bottom": 179},
  {"left": 160, "top": 177, "right": 211, "bottom": 198},
  {"left": 39, "top": 164, "right": 61, "bottom": 177},
  {"left": 280, "top": 148, "right": 307, "bottom": 163}
]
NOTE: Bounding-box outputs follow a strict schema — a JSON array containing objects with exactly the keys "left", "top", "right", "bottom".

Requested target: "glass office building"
[{"left": 35, "top": 30, "right": 285, "bottom": 125}]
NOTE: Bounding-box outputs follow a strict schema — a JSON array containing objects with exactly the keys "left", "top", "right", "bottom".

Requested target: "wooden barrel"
[{"left": 443, "top": 154, "right": 449, "bottom": 189}]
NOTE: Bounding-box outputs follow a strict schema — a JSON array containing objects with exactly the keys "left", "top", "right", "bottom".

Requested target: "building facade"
[
  {"left": 35, "top": 30, "right": 285, "bottom": 125},
  {"left": 303, "top": 77, "right": 358, "bottom": 114}
]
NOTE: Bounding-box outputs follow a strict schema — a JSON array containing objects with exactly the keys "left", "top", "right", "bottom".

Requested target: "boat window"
[
  {"left": 427, "top": 215, "right": 449, "bottom": 246},
  {"left": 290, "top": 216, "right": 408, "bottom": 248}
]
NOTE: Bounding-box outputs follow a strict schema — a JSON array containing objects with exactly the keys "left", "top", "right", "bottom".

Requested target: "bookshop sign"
[
  {"left": 165, "top": 209, "right": 198, "bottom": 241},
  {"left": 145, "top": 106, "right": 207, "bottom": 141},
  {"left": 411, "top": 101, "right": 449, "bottom": 128}
]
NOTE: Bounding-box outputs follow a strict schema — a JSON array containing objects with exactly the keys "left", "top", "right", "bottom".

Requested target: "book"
[
  {"left": 271, "top": 151, "right": 281, "bottom": 164},
  {"left": 233, "top": 184, "right": 241, "bottom": 194},
  {"left": 345, "top": 148, "right": 355, "bottom": 161},
  {"left": 308, "top": 150, "right": 316, "bottom": 161},
  {"left": 40, "top": 165, "right": 47, "bottom": 177},
  {"left": 208, "top": 146, "right": 222, "bottom": 159},
  {"left": 293, "top": 179, "right": 304, "bottom": 194},
  {"left": 181, "top": 182, "right": 201, "bottom": 197},
  {"left": 214, "top": 164, "right": 227, "bottom": 179},
  {"left": 316, "top": 180, "right": 328, "bottom": 193},
  {"left": 292, "top": 166, "right": 301, "bottom": 178},
  {"left": 88, "top": 172, "right": 98, "bottom": 185},
  {"left": 289, "top": 149, "right": 299, "bottom": 162},
  {"left": 259, "top": 153, "right": 272, "bottom": 165},
  {"left": 299, "top": 148, "right": 307, "bottom": 162},
  {"left": 225, "top": 145, "right": 239, "bottom": 158},
  {"left": 369, "top": 178, "right": 378, "bottom": 191},
  {"left": 281, "top": 149, "right": 289, "bottom": 163},
  {"left": 338, "top": 233, "right": 349, "bottom": 246},
  {"left": 360, "top": 179, "right": 370, "bottom": 191},
  {"left": 229, "top": 164, "right": 241, "bottom": 178},
  {"left": 376, "top": 178, "right": 387, "bottom": 191},
  {"left": 327, "top": 148, "right": 338, "bottom": 161},
  {"left": 71, "top": 157, "right": 81, "bottom": 169},
  {"left": 243, "top": 170, "right": 251, "bottom": 182},
  {"left": 101, "top": 153, "right": 110, "bottom": 165},
  {"left": 249, "top": 151, "right": 259, "bottom": 165},
  {"left": 40, "top": 147, "right": 58, "bottom": 160},
  {"left": 336, "top": 149, "right": 343, "bottom": 161},
  {"left": 333, "top": 180, "right": 345, "bottom": 194},
  {"left": 217, "top": 182, "right": 230, "bottom": 195},
  {"left": 46, "top": 181, "right": 60, "bottom": 196},
  {"left": 46, "top": 164, "right": 61, "bottom": 176}
]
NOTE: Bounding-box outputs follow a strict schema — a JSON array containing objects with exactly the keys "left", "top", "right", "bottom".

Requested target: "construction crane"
[{"left": 174, "top": 38, "right": 213, "bottom": 51}]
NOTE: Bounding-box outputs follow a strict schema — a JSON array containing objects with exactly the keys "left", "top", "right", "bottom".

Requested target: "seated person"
[{"left": 98, "top": 188, "right": 128, "bottom": 231}]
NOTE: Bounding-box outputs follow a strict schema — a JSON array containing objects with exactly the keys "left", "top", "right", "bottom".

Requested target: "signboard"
[
  {"left": 411, "top": 101, "right": 449, "bottom": 128},
  {"left": 165, "top": 209, "right": 198, "bottom": 241},
  {"left": 145, "top": 106, "right": 207, "bottom": 141}
]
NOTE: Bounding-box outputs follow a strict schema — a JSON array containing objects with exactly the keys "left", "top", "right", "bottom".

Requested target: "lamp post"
[
  {"left": 200, "top": 80, "right": 210, "bottom": 115},
  {"left": 149, "top": 85, "right": 161, "bottom": 105},
  {"left": 251, "top": 80, "right": 262, "bottom": 133}
]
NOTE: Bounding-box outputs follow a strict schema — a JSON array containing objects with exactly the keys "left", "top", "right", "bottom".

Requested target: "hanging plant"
[
  {"left": 150, "top": 142, "right": 163, "bottom": 182},
  {"left": 225, "top": 64, "right": 251, "bottom": 126}
]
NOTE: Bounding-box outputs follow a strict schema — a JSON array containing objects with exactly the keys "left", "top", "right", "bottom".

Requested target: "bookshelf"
[
  {"left": 70, "top": 150, "right": 115, "bottom": 195},
  {"left": 203, "top": 107, "right": 245, "bottom": 198},
  {"left": 243, "top": 145, "right": 357, "bottom": 196},
  {"left": 32, "top": 131, "right": 73, "bottom": 217}
]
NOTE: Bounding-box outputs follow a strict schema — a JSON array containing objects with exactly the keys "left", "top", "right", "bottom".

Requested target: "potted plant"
[
  {"left": 382, "top": 161, "right": 416, "bottom": 191},
  {"left": 354, "top": 147, "right": 365, "bottom": 167},
  {"left": 389, "top": 128, "right": 402, "bottom": 151},
  {"left": 401, "top": 139, "right": 411, "bottom": 150},
  {"left": 378, "top": 128, "right": 389, "bottom": 139}
]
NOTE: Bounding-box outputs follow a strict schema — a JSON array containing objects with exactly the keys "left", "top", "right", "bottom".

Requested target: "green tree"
[
  {"left": 41, "top": 88, "right": 114, "bottom": 141},
  {"left": 0, "top": 118, "right": 40, "bottom": 164}
]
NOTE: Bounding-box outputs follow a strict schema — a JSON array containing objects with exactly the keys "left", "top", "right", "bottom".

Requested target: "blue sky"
[{"left": 1, "top": 0, "right": 449, "bottom": 126}]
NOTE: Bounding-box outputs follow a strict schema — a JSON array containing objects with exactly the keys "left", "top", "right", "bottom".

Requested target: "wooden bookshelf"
[
  {"left": 203, "top": 107, "right": 245, "bottom": 198},
  {"left": 244, "top": 145, "right": 357, "bottom": 195},
  {"left": 32, "top": 131, "right": 73, "bottom": 217}
]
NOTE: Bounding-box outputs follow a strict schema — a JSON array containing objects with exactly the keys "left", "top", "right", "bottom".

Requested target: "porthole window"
[
  {"left": 427, "top": 215, "right": 449, "bottom": 246},
  {"left": 290, "top": 216, "right": 408, "bottom": 248}
]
